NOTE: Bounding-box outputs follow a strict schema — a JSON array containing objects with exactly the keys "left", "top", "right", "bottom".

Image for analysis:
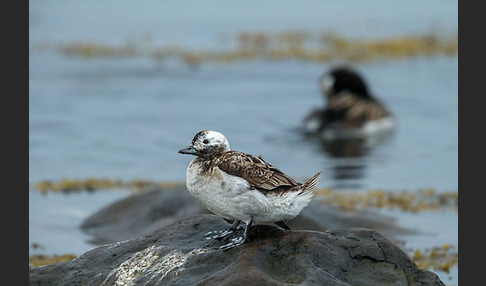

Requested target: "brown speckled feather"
[
  {"left": 212, "top": 150, "right": 300, "bottom": 192},
  {"left": 346, "top": 97, "right": 390, "bottom": 121},
  {"left": 323, "top": 93, "right": 391, "bottom": 129}
]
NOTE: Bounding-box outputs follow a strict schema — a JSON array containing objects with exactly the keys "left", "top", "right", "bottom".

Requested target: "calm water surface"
[
  {"left": 29, "top": 56, "right": 458, "bottom": 191},
  {"left": 29, "top": 0, "right": 458, "bottom": 283}
]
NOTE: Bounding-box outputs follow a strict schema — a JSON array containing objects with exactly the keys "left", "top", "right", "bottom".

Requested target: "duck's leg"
[
  {"left": 274, "top": 220, "right": 291, "bottom": 230},
  {"left": 204, "top": 220, "right": 242, "bottom": 240},
  {"left": 220, "top": 220, "right": 252, "bottom": 250}
]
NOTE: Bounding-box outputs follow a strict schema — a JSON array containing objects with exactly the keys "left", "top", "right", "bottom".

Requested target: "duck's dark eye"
[{"left": 203, "top": 139, "right": 209, "bottom": 144}]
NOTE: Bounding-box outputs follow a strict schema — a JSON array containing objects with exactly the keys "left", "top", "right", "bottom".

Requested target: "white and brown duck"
[{"left": 179, "top": 130, "right": 321, "bottom": 250}]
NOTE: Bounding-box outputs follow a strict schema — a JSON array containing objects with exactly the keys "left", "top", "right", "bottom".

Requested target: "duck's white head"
[{"left": 178, "top": 130, "right": 231, "bottom": 157}]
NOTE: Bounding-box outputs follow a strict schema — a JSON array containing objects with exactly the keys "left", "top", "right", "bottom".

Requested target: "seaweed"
[{"left": 38, "top": 30, "right": 457, "bottom": 66}]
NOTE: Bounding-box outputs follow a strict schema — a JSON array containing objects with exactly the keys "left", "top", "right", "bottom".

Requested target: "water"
[
  {"left": 29, "top": 190, "right": 133, "bottom": 256},
  {"left": 29, "top": 56, "right": 458, "bottom": 191},
  {"left": 29, "top": 0, "right": 458, "bottom": 283}
]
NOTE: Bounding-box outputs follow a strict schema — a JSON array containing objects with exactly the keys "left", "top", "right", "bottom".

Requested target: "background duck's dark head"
[{"left": 320, "top": 67, "right": 371, "bottom": 98}]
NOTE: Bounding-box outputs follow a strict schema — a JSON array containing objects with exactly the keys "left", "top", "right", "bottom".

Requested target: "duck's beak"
[{"left": 178, "top": 145, "right": 199, "bottom": 156}]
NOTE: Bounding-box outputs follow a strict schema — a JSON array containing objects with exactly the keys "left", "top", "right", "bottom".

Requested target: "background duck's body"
[{"left": 304, "top": 66, "right": 395, "bottom": 140}]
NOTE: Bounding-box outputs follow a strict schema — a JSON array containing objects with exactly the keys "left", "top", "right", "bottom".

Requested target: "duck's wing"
[
  {"left": 347, "top": 98, "right": 391, "bottom": 121},
  {"left": 215, "top": 151, "right": 299, "bottom": 191},
  {"left": 322, "top": 93, "right": 391, "bottom": 129},
  {"left": 318, "top": 93, "right": 359, "bottom": 129}
]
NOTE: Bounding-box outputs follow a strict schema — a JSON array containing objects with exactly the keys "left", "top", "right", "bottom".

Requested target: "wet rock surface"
[
  {"left": 80, "top": 185, "right": 415, "bottom": 246},
  {"left": 30, "top": 214, "right": 444, "bottom": 285}
]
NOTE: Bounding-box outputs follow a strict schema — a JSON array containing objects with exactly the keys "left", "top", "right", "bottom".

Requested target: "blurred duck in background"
[{"left": 304, "top": 66, "right": 395, "bottom": 141}]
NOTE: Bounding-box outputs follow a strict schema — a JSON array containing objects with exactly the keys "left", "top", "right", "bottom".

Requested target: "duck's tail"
[{"left": 300, "top": 171, "right": 321, "bottom": 195}]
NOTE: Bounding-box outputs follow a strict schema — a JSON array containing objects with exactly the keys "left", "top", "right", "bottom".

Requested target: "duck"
[
  {"left": 304, "top": 66, "right": 395, "bottom": 140},
  {"left": 179, "top": 130, "right": 321, "bottom": 250}
]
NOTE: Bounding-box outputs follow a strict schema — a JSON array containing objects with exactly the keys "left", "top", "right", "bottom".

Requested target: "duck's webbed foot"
[
  {"left": 204, "top": 220, "right": 242, "bottom": 240},
  {"left": 219, "top": 220, "right": 252, "bottom": 251},
  {"left": 219, "top": 236, "right": 245, "bottom": 250}
]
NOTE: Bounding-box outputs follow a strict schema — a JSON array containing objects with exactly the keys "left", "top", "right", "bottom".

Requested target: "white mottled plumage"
[
  {"left": 179, "top": 130, "right": 320, "bottom": 249},
  {"left": 186, "top": 163, "right": 314, "bottom": 224}
]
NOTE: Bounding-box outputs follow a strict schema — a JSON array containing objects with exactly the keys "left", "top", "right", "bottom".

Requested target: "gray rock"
[
  {"left": 81, "top": 185, "right": 210, "bottom": 245},
  {"left": 80, "top": 185, "right": 415, "bottom": 245},
  {"left": 30, "top": 215, "right": 444, "bottom": 286}
]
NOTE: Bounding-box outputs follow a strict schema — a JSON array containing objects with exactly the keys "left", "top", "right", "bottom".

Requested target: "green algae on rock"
[
  {"left": 31, "top": 178, "right": 184, "bottom": 194},
  {"left": 29, "top": 254, "right": 77, "bottom": 267},
  {"left": 315, "top": 188, "right": 458, "bottom": 213},
  {"left": 411, "top": 244, "right": 458, "bottom": 274}
]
